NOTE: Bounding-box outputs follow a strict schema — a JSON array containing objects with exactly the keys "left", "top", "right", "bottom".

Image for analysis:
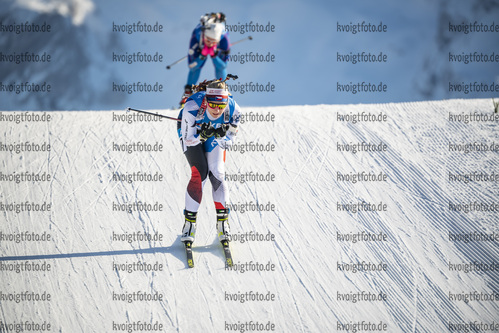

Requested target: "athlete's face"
[
  {"left": 207, "top": 101, "right": 227, "bottom": 118},
  {"left": 204, "top": 36, "right": 218, "bottom": 47}
]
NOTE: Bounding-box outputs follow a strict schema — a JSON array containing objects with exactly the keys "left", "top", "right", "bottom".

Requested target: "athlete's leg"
[
  {"left": 212, "top": 56, "right": 227, "bottom": 82},
  {"left": 206, "top": 145, "right": 231, "bottom": 241},
  {"left": 181, "top": 144, "right": 208, "bottom": 243},
  {"left": 186, "top": 57, "right": 207, "bottom": 86}
]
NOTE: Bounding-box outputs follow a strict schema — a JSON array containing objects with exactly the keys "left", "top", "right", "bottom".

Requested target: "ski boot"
[
  {"left": 181, "top": 210, "right": 197, "bottom": 243},
  {"left": 179, "top": 84, "right": 193, "bottom": 108},
  {"left": 216, "top": 208, "right": 231, "bottom": 244}
]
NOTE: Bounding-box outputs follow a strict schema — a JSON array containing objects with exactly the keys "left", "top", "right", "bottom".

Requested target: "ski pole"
[
  {"left": 230, "top": 35, "right": 253, "bottom": 46},
  {"left": 126, "top": 107, "right": 181, "bottom": 122},
  {"left": 166, "top": 56, "right": 187, "bottom": 70},
  {"left": 166, "top": 36, "right": 253, "bottom": 70}
]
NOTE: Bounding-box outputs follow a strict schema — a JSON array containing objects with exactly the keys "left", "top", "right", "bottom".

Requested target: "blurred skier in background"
[{"left": 180, "top": 12, "right": 231, "bottom": 107}]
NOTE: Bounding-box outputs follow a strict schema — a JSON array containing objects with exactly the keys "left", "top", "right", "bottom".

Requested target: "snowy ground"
[{"left": 0, "top": 98, "right": 498, "bottom": 332}]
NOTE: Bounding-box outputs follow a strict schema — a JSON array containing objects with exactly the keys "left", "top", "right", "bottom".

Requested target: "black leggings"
[
  {"left": 183, "top": 143, "right": 228, "bottom": 212},
  {"left": 184, "top": 144, "right": 208, "bottom": 206}
]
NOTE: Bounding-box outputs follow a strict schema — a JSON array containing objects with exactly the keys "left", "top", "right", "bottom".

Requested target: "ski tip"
[{"left": 184, "top": 241, "right": 194, "bottom": 268}]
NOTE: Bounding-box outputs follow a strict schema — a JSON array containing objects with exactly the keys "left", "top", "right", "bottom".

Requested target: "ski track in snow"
[{"left": 0, "top": 99, "right": 498, "bottom": 332}]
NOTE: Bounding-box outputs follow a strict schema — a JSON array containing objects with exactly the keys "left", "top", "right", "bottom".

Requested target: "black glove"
[
  {"left": 219, "top": 49, "right": 230, "bottom": 57},
  {"left": 199, "top": 122, "right": 215, "bottom": 142},
  {"left": 214, "top": 124, "right": 230, "bottom": 139}
]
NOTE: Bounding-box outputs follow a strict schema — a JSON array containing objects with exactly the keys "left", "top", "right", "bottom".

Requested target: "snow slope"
[{"left": 0, "top": 98, "right": 498, "bottom": 332}]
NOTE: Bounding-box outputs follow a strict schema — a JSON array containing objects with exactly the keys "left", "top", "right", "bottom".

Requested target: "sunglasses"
[
  {"left": 208, "top": 102, "right": 227, "bottom": 110},
  {"left": 204, "top": 37, "right": 218, "bottom": 45}
]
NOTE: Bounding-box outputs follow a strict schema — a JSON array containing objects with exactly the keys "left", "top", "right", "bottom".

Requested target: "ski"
[
  {"left": 184, "top": 242, "right": 194, "bottom": 268},
  {"left": 222, "top": 240, "right": 233, "bottom": 267}
]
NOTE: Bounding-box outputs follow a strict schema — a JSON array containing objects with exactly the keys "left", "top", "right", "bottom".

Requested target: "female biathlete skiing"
[{"left": 177, "top": 77, "right": 241, "bottom": 257}]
